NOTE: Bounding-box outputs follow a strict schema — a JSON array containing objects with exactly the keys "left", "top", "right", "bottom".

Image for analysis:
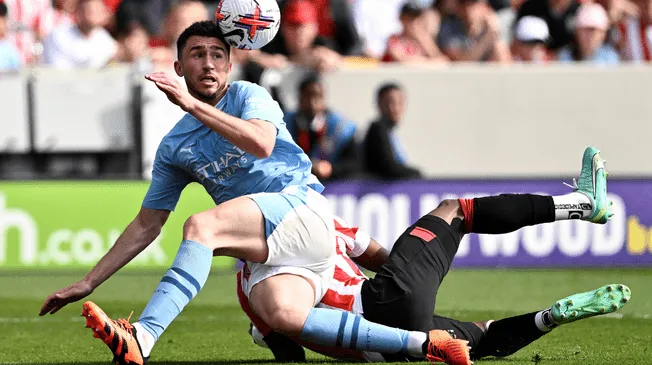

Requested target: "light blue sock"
[
  {"left": 299, "top": 308, "right": 425, "bottom": 356},
  {"left": 137, "top": 240, "right": 212, "bottom": 340}
]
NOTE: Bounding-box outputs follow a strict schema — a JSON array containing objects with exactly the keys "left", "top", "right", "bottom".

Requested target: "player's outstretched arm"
[
  {"left": 145, "top": 72, "right": 276, "bottom": 158},
  {"left": 39, "top": 207, "right": 170, "bottom": 315},
  {"left": 186, "top": 101, "right": 276, "bottom": 158}
]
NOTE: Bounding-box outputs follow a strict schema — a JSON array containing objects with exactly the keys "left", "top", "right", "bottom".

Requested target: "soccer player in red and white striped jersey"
[{"left": 238, "top": 147, "right": 631, "bottom": 363}]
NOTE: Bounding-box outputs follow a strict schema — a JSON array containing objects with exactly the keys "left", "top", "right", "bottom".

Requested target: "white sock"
[
  {"left": 133, "top": 322, "right": 156, "bottom": 358},
  {"left": 552, "top": 193, "right": 593, "bottom": 220},
  {"left": 534, "top": 309, "right": 557, "bottom": 333},
  {"left": 407, "top": 331, "right": 428, "bottom": 357}
]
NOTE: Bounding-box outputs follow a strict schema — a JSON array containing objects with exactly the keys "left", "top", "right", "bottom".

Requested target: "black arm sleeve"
[
  {"left": 364, "top": 122, "right": 422, "bottom": 179},
  {"left": 330, "top": 137, "right": 362, "bottom": 180},
  {"left": 263, "top": 331, "right": 307, "bottom": 362}
]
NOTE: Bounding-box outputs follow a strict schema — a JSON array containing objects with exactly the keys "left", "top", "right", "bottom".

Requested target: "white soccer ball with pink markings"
[{"left": 214, "top": 0, "right": 281, "bottom": 50}]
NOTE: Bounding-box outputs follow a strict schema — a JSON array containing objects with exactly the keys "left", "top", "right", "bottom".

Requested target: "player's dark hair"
[
  {"left": 298, "top": 73, "right": 322, "bottom": 94},
  {"left": 176, "top": 20, "right": 231, "bottom": 60},
  {"left": 0, "top": 2, "right": 8, "bottom": 17},
  {"left": 376, "top": 82, "right": 403, "bottom": 105}
]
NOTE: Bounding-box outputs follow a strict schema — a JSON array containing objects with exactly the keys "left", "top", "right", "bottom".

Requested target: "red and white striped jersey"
[
  {"left": 614, "top": 17, "right": 652, "bottom": 62},
  {"left": 236, "top": 217, "right": 373, "bottom": 361},
  {"left": 316, "top": 217, "right": 370, "bottom": 316},
  {"left": 4, "top": 0, "right": 55, "bottom": 64}
]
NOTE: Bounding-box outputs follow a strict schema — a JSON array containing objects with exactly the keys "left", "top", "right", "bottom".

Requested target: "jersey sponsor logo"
[
  {"left": 179, "top": 147, "right": 193, "bottom": 155},
  {"left": 193, "top": 146, "right": 248, "bottom": 186}
]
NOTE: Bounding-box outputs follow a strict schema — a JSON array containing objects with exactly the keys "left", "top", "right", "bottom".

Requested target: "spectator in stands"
[
  {"left": 0, "top": 2, "right": 21, "bottom": 71},
  {"left": 438, "top": 0, "right": 512, "bottom": 63},
  {"left": 112, "top": 21, "right": 152, "bottom": 71},
  {"left": 363, "top": 83, "right": 422, "bottom": 180},
  {"left": 516, "top": 0, "right": 580, "bottom": 52},
  {"left": 285, "top": 75, "right": 361, "bottom": 181},
  {"left": 148, "top": 0, "right": 209, "bottom": 69},
  {"left": 39, "top": 0, "right": 75, "bottom": 37},
  {"left": 114, "top": 0, "right": 175, "bottom": 36},
  {"left": 352, "top": 0, "right": 404, "bottom": 58},
  {"left": 492, "top": 0, "right": 528, "bottom": 45},
  {"left": 599, "top": 0, "right": 639, "bottom": 24},
  {"left": 313, "top": 0, "right": 363, "bottom": 56},
  {"left": 3, "top": 0, "right": 54, "bottom": 64},
  {"left": 248, "top": 0, "right": 342, "bottom": 72},
  {"left": 558, "top": 3, "right": 620, "bottom": 64},
  {"left": 382, "top": 1, "right": 449, "bottom": 63},
  {"left": 42, "top": 0, "right": 116, "bottom": 68},
  {"left": 613, "top": 0, "right": 652, "bottom": 62},
  {"left": 511, "top": 16, "right": 550, "bottom": 63}
]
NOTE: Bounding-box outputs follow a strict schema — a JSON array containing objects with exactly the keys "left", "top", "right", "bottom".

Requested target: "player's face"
[
  {"left": 380, "top": 89, "right": 405, "bottom": 124},
  {"left": 176, "top": 36, "right": 231, "bottom": 104},
  {"left": 300, "top": 82, "right": 326, "bottom": 119}
]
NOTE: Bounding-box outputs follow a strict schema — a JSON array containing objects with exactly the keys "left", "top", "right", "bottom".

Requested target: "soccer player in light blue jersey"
[{"left": 39, "top": 21, "right": 470, "bottom": 365}]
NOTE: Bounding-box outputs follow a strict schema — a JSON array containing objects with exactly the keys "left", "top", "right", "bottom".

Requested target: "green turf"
[{"left": 1, "top": 268, "right": 651, "bottom": 365}]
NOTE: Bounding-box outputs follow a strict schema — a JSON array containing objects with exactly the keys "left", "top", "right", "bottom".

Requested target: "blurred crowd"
[
  {"left": 0, "top": 0, "right": 651, "bottom": 72},
  {"left": 0, "top": 0, "right": 650, "bottom": 181}
]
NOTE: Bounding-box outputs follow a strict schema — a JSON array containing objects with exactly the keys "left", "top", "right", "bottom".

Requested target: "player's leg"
[
  {"left": 467, "top": 283, "right": 632, "bottom": 359},
  {"left": 458, "top": 146, "right": 611, "bottom": 236},
  {"left": 126, "top": 187, "right": 337, "bottom": 360},
  {"left": 81, "top": 195, "right": 275, "bottom": 364},
  {"left": 85, "top": 185, "right": 461, "bottom": 364},
  {"left": 359, "top": 201, "right": 473, "bottom": 365},
  {"left": 241, "top": 188, "right": 450, "bottom": 361},
  {"left": 361, "top": 209, "right": 463, "bottom": 333}
]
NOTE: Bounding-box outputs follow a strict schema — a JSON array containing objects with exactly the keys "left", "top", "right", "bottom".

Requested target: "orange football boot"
[
  {"left": 425, "top": 329, "right": 472, "bottom": 365},
  {"left": 82, "top": 301, "right": 147, "bottom": 365}
]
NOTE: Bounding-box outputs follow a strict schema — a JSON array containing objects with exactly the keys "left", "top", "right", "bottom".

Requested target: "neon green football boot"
[
  {"left": 569, "top": 146, "right": 612, "bottom": 224},
  {"left": 551, "top": 284, "right": 632, "bottom": 325}
]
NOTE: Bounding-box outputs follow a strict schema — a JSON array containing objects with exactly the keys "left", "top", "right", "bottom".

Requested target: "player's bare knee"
[
  {"left": 428, "top": 199, "right": 463, "bottom": 224},
  {"left": 182, "top": 213, "right": 215, "bottom": 247},
  {"left": 251, "top": 293, "right": 311, "bottom": 336},
  {"left": 266, "top": 306, "right": 308, "bottom": 336}
]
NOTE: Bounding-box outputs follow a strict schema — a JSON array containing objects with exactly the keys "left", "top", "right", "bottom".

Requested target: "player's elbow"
[
  {"left": 252, "top": 139, "right": 274, "bottom": 158},
  {"left": 248, "top": 119, "right": 277, "bottom": 158},
  {"left": 250, "top": 134, "right": 275, "bottom": 158}
]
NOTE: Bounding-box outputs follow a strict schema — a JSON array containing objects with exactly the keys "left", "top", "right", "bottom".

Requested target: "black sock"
[
  {"left": 471, "top": 312, "right": 549, "bottom": 359},
  {"left": 465, "top": 194, "right": 555, "bottom": 234}
]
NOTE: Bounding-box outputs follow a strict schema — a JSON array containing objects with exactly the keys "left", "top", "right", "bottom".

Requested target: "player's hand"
[
  {"left": 39, "top": 280, "right": 94, "bottom": 316},
  {"left": 145, "top": 72, "right": 197, "bottom": 112}
]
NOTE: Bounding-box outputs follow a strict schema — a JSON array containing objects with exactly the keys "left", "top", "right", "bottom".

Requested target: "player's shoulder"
[
  {"left": 156, "top": 114, "right": 201, "bottom": 158},
  {"left": 230, "top": 80, "right": 271, "bottom": 99}
]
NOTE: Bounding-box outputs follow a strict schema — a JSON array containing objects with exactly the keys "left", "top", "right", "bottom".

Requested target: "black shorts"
[{"left": 360, "top": 215, "right": 484, "bottom": 361}]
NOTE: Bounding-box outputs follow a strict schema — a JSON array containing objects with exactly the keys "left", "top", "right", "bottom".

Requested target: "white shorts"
[{"left": 245, "top": 185, "right": 336, "bottom": 304}]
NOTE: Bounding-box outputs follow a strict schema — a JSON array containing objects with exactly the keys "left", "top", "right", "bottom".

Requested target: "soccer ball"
[{"left": 215, "top": 0, "right": 281, "bottom": 50}]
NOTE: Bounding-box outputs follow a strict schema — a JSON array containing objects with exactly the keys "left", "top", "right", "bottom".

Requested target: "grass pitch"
[{"left": 1, "top": 268, "right": 651, "bottom": 365}]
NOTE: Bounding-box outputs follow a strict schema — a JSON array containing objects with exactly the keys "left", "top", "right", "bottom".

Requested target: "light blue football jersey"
[{"left": 143, "top": 81, "right": 322, "bottom": 211}]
